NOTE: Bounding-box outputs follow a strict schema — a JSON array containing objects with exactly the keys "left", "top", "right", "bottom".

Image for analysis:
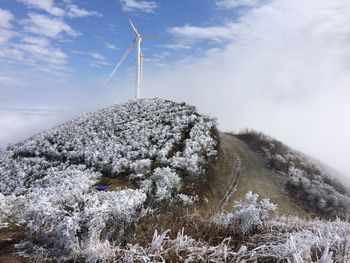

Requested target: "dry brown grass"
[{"left": 131, "top": 205, "right": 250, "bottom": 249}]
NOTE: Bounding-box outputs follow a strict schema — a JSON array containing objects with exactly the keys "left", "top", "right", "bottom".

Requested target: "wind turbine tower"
[
  {"left": 107, "top": 1, "right": 154, "bottom": 100},
  {"left": 132, "top": 20, "right": 143, "bottom": 100}
]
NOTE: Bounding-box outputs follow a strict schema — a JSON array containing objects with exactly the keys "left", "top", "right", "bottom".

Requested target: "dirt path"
[
  {"left": 202, "top": 132, "right": 307, "bottom": 217},
  {"left": 218, "top": 153, "right": 241, "bottom": 210},
  {"left": 0, "top": 224, "right": 27, "bottom": 263}
]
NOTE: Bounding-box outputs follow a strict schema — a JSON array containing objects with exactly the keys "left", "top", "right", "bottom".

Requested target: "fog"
[{"left": 142, "top": 0, "right": 350, "bottom": 176}]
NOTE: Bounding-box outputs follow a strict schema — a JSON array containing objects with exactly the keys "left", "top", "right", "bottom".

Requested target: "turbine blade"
[
  {"left": 119, "top": 0, "right": 140, "bottom": 36},
  {"left": 106, "top": 39, "right": 136, "bottom": 83},
  {"left": 141, "top": 35, "right": 172, "bottom": 39},
  {"left": 142, "top": 55, "right": 158, "bottom": 61},
  {"left": 141, "top": 35, "right": 161, "bottom": 39},
  {"left": 129, "top": 18, "right": 140, "bottom": 36},
  {"left": 119, "top": 0, "right": 125, "bottom": 9}
]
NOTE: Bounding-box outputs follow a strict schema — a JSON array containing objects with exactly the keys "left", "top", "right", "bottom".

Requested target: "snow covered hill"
[
  {"left": 1, "top": 98, "right": 350, "bottom": 262},
  {"left": 0, "top": 98, "right": 217, "bottom": 258}
]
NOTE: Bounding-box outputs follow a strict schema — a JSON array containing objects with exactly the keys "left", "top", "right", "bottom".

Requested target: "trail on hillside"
[
  {"left": 218, "top": 153, "right": 242, "bottom": 210},
  {"left": 204, "top": 132, "right": 307, "bottom": 217}
]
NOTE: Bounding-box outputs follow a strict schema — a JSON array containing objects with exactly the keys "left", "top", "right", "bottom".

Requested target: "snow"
[{"left": 0, "top": 98, "right": 217, "bottom": 260}]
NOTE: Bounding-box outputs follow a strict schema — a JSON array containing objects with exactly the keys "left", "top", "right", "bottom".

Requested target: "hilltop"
[{"left": 1, "top": 98, "right": 350, "bottom": 262}]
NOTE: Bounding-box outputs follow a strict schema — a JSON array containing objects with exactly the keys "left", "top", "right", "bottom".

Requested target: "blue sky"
[
  {"left": 0, "top": 0, "right": 238, "bottom": 111},
  {"left": 2, "top": 0, "right": 350, "bottom": 177}
]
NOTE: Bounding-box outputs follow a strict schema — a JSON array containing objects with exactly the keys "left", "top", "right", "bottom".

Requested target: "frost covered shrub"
[
  {"left": 141, "top": 167, "right": 182, "bottom": 201},
  {"left": 238, "top": 129, "right": 350, "bottom": 219},
  {"left": 287, "top": 167, "right": 350, "bottom": 218},
  {"left": 130, "top": 158, "right": 152, "bottom": 175},
  {"left": 24, "top": 169, "right": 146, "bottom": 259},
  {"left": 212, "top": 191, "right": 277, "bottom": 234},
  {"left": 170, "top": 115, "right": 217, "bottom": 176},
  {"left": 0, "top": 193, "right": 26, "bottom": 224},
  {"left": 0, "top": 99, "right": 218, "bottom": 260},
  {"left": 1, "top": 99, "right": 217, "bottom": 194}
]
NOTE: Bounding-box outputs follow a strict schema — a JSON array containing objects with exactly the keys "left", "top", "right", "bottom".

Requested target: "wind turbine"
[{"left": 107, "top": 1, "right": 154, "bottom": 100}]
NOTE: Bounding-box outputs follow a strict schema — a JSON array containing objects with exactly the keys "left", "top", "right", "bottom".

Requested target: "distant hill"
[{"left": 0, "top": 98, "right": 349, "bottom": 262}]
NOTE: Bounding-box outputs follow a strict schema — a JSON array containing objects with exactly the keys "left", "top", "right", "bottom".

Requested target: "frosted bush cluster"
[
  {"left": 115, "top": 214, "right": 350, "bottom": 262},
  {"left": 288, "top": 166, "right": 350, "bottom": 218},
  {"left": 0, "top": 193, "right": 25, "bottom": 224},
  {"left": 141, "top": 167, "right": 181, "bottom": 201},
  {"left": 212, "top": 191, "right": 277, "bottom": 234},
  {"left": 21, "top": 167, "right": 146, "bottom": 258},
  {"left": 170, "top": 116, "right": 217, "bottom": 176},
  {"left": 239, "top": 130, "right": 350, "bottom": 219},
  {"left": 0, "top": 99, "right": 217, "bottom": 260},
  {"left": 2, "top": 99, "right": 217, "bottom": 195}
]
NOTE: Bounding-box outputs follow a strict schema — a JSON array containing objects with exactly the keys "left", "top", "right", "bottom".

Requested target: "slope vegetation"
[
  {"left": 237, "top": 130, "right": 350, "bottom": 219},
  {"left": 0, "top": 99, "right": 350, "bottom": 262},
  {"left": 0, "top": 99, "right": 217, "bottom": 260},
  {"left": 201, "top": 132, "right": 307, "bottom": 217}
]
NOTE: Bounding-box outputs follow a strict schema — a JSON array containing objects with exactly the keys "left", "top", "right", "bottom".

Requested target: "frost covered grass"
[
  {"left": 115, "top": 216, "right": 350, "bottom": 262},
  {"left": 112, "top": 192, "right": 350, "bottom": 262},
  {"left": 0, "top": 99, "right": 217, "bottom": 260},
  {"left": 238, "top": 129, "right": 350, "bottom": 219}
]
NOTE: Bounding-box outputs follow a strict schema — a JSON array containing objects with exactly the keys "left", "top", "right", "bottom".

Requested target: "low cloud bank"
[{"left": 142, "top": 0, "right": 350, "bottom": 176}]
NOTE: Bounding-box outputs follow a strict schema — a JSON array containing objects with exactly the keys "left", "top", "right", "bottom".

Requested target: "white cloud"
[
  {"left": 88, "top": 52, "right": 110, "bottom": 67},
  {"left": 74, "top": 50, "right": 110, "bottom": 67},
  {"left": 18, "top": 36, "right": 67, "bottom": 65},
  {"left": 88, "top": 52, "right": 105, "bottom": 61},
  {"left": 122, "top": 0, "right": 158, "bottom": 13},
  {"left": 216, "top": 0, "right": 265, "bottom": 9},
  {"left": 168, "top": 24, "right": 235, "bottom": 42},
  {"left": 17, "top": 0, "right": 102, "bottom": 19},
  {"left": 0, "top": 47, "right": 24, "bottom": 61},
  {"left": 0, "top": 74, "right": 21, "bottom": 87},
  {"left": 0, "top": 33, "right": 68, "bottom": 75},
  {"left": 143, "top": 0, "right": 350, "bottom": 176},
  {"left": 0, "top": 8, "right": 14, "bottom": 29},
  {"left": 162, "top": 43, "right": 192, "bottom": 50},
  {"left": 0, "top": 110, "right": 68, "bottom": 148},
  {"left": 105, "top": 42, "right": 118, "bottom": 50},
  {"left": 66, "top": 4, "right": 102, "bottom": 18},
  {"left": 17, "top": 0, "right": 65, "bottom": 16},
  {"left": 0, "top": 9, "right": 16, "bottom": 46},
  {"left": 21, "top": 13, "right": 78, "bottom": 38},
  {"left": 0, "top": 29, "right": 16, "bottom": 45}
]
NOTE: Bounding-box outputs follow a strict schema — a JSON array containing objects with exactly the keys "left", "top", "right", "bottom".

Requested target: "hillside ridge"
[{"left": 0, "top": 98, "right": 349, "bottom": 262}]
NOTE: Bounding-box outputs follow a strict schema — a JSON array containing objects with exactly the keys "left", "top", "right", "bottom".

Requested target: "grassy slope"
[
  {"left": 0, "top": 130, "right": 312, "bottom": 261},
  {"left": 200, "top": 132, "right": 308, "bottom": 217},
  {"left": 133, "top": 131, "right": 310, "bottom": 247}
]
